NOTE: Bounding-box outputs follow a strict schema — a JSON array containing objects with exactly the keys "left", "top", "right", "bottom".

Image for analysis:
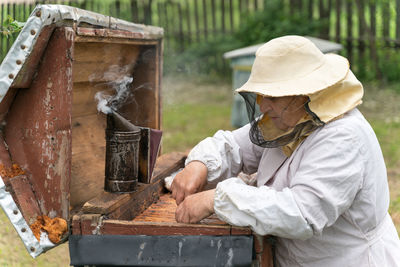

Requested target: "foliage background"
[{"left": 1, "top": 0, "right": 400, "bottom": 84}]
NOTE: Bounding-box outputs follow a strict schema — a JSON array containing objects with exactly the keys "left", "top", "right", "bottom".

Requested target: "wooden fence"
[{"left": 1, "top": 0, "right": 400, "bottom": 79}]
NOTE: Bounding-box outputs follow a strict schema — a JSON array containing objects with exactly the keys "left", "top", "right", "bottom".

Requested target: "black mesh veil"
[{"left": 239, "top": 92, "right": 325, "bottom": 148}]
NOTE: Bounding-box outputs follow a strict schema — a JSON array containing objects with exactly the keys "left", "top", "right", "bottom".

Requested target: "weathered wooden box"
[{"left": 0, "top": 5, "right": 272, "bottom": 266}]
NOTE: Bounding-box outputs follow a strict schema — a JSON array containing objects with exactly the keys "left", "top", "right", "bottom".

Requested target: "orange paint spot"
[
  {"left": 0, "top": 163, "right": 25, "bottom": 179},
  {"left": 30, "top": 215, "right": 68, "bottom": 244}
]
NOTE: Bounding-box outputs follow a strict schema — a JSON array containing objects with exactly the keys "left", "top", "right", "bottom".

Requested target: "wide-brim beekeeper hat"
[{"left": 236, "top": 35, "right": 363, "bottom": 149}]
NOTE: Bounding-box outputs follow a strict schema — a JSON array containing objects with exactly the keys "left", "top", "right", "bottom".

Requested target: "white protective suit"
[{"left": 186, "top": 108, "right": 400, "bottom": 266}]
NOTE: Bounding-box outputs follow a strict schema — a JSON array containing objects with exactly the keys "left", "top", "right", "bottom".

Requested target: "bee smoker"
[{"left": 104, "top": 110, "right": 141, "bottom": 193}]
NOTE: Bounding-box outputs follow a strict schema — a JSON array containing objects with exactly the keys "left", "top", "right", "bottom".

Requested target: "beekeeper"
[{"left": 170, "top": 35, "right": 400, "bottom": 266}]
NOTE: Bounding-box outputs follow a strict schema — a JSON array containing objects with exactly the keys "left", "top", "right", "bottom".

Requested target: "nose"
[{"left": 259, "top": 97, "right": 273, "bottom": 114}]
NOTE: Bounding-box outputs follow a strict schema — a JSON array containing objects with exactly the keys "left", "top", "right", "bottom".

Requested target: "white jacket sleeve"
[
  {"left": 185, "top": 124, "right": 263, "bottom": 182},
  {"left": 214, "top": 122, "right": 364, "bottom": 239},
  {"left": 214, "top": 178, "right": 314, "bottom": 239}
]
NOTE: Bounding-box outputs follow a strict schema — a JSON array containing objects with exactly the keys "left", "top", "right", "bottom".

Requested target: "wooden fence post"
[
  {"left": 162, "top": 2, "right": 169, "bottom": 51},
  {"left": 319, "top": 0, "right": 331, "bottom": 39},
  {"left": 368, "top": 0, "right": 382, "bottom": 79},
  {"left": 115, "top": 0, "right": 120, "bottom": 18},
  {"left": 185, "top": 0, "right": 192, "bottom": 45},
  {"left": 29, "top": 2, "right": 34, "bottom": 17},
  {"left": 221, "top": 0, "right": 226, "bottom": 33},
  {"left": 131, "top": 0, "right": 139, "bottom": 22},
  {"left": 290, "top": 0, "right": 302, "bottom": 15},
  {"left": 396, "top": 0, "right": 400, "bottom": 44},
  {"left": 308, "top": 0, "right": 313, "bottom": 20},
  {"left": 23, "top": 2, "right": 26, "bottom": 19},
  {"left": 177, "top": 2, "right": 184, "bottom": 52},
  {"left": 299, "top": 0, "right": 303, "bottom": 12},
  {"left": 203, "top": 0, "right": 208, "bottom": 40},
  {"left": 382, "top": 0, "right": 390, "bottom": 47},
  {"left": 169, "top": 1, "right": 177, "bottom": 51},
  {"left": 229, "top": 0, "right": 234, "bottom": 32},
  {"left": 211, "top": 0, "right": 216, "bottom": 35},
  {"left": 289, "top": 0, "right": 294, "bottom": 15},
  {"left": 144, "top": 0, "right": 152, "bottom": 25},
  {"left": 335, "top": 0, "right": 341, "bottom": 44},
  {"left": 6, "top": 3, "right": 10, "bottom": 52},
  {"left": 80, "top": 0, "right": 86, "bottom": 10},
  {"left": 356, "top": 0, "right": 366, "bottom": 77},
  {"left": 194, "top": 0, "right": 200, "bottom": 42},
  {"left": 319, "top": 0, "right": 324, "bottom": 33},
  {"left": 0, "top": 3, "right": 3, "bottom": 62},
  {"left": 346, "top": 0, "right": 353, "bottom": 65}
]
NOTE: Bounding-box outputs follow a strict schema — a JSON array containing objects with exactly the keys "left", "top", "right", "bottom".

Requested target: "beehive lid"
[
  {"left": 0, "top": 4, "right": 163, "bottom": 258},
  {"left": 223, "top": 36, "right": 343, "bottom": 61}
]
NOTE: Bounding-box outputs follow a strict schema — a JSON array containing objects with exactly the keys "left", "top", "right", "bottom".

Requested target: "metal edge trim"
[{"left": 0, "top": 177, "right": 51, "bottom": 258}]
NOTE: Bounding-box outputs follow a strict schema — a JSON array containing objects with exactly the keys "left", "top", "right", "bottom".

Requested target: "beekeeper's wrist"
[
  {"left": 185, "top": 160, "right": 208, "bottom": 182},
  {"left": 185, "top": 156, "right": 220, "bottom": 182}
]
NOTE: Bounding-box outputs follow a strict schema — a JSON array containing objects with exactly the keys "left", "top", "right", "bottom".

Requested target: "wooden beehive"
[
  {"left": 0, "top": 3, "right": 163, "bottom": 255},
  {"left": 1, "top": 26, "right": 162, "bottom": 216}
]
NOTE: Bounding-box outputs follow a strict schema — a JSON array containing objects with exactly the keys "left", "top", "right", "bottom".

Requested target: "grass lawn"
[
  {"left": 359, "top": 83, "right": 400, "bottom": 231},
  {"left": 0, "top": 74, "right": 399, "bottom": 266}
]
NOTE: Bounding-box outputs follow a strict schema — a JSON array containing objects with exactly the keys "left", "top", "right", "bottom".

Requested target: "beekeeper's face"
[{"left": 258, "top": 95, "right": 308, "bottom": 131}]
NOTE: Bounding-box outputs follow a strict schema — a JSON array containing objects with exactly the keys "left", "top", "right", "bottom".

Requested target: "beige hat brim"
[{"left": 235, "top": 53, "right": 350, "bottom": 97}]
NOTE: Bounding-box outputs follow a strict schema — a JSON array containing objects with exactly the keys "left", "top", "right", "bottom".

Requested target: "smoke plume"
[{"left": 95, "top": 76, "right": 133, "bottom": 114}]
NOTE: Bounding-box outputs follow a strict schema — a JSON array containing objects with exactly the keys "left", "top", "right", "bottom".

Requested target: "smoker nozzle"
[{"left": 108, "top": 109, "right": 140, "bottom": 132}]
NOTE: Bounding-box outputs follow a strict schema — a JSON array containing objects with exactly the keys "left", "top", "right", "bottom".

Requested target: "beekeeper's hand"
[
  {"left": 175, "top": 189, "right": 215, "bottom": 224},
  {"left": 171, "top": 161, "right": 208, "bottom": 205}
]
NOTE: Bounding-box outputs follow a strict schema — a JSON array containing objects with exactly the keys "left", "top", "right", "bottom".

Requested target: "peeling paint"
[
  {"left": 225, "top": 248, "right": 234, "bottom": 267},
  {"left": 216, "top": 239, "right": 222, "bottom": 261},
  {"left": 24, "top": 128, "right": 33, "bottom": 138},
  {"left": 44, "top": 88, "right": 51, "bottom": 109},
  {"left": 53, "top": 131, "right": 70, "bottom": 219},
  {"left": 91, "top": 216, "right": 104, "bottom": 235},
  {"left": 65, "top": 65, "right": 73, "bottom": 91},
  {"left": 137, "top": 242, "right": 146, "bottom": 260},
  {"left": 64, "top": 27, "right": 75, "bottom": 42},
  {"left": 38, "top": 197, "right": 47, "bottom": 215},
  {"left": 48, "top": 210, "right": 57, "bottom": 218},
  {"left": 178, "top": 241, "right": 182, "bottom": 257},
  {"left": 41, "top": 138, "right": 54, "bottom": 164}
]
